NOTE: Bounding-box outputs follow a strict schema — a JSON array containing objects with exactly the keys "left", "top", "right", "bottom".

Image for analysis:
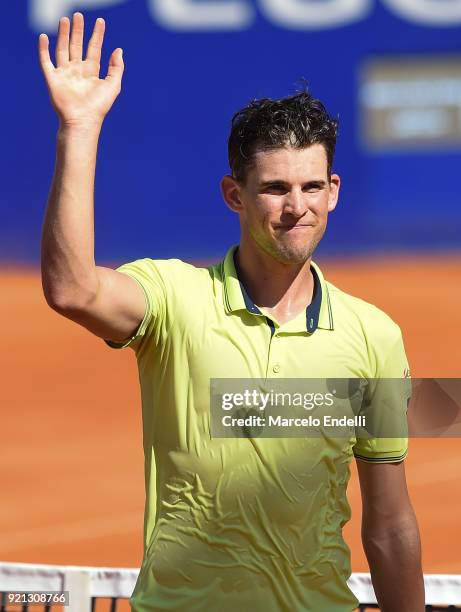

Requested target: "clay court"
[{"left": 2, "top": 255, "right": 461, "bottom": 587}]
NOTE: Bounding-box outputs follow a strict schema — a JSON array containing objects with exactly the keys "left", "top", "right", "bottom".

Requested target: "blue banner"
[{"left": 2, "top": 0, "right": 461, "bottom": 263}]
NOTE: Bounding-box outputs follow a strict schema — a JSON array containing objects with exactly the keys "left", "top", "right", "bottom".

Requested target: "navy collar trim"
[{"left": 233, "top": 252, "right": 323, "bottom": 333}]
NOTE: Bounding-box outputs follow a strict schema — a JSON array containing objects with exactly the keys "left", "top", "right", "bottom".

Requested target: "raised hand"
[{"left": 38, "top": 13, "right": 124, "bottom": 128}]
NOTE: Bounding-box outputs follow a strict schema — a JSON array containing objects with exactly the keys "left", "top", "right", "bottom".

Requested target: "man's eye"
[
  {"left": 304, "top": 184, "right": 322, "bottom": 193},
  {"left": 263, "top": 186, "right": 286, "bottom": 194}
]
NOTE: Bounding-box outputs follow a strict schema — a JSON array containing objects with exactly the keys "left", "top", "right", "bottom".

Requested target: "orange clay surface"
[{"left": 2, "top": 256, "right": 461, "bottom": 585}]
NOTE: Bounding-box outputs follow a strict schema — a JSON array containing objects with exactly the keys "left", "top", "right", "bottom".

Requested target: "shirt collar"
[{"left": 221, "top": 245, "right": 334, "bottom": 332}]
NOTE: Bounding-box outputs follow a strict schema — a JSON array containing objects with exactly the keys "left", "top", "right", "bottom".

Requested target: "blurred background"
[
  {"left": 3, "top": 0, "right": 461, "bottom": 262},
  {"left": 1, "top": 0, "right": 461, "bottom": 607}
]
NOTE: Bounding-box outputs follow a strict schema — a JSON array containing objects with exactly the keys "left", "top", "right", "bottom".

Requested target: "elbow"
[
  {"left": 362, "top": 514, "right": 422, "bottom": 557},
  {"left": 44, "top": 291, "right": 87, "bottom": 315},
  {"left": 42, "top": 278, "right": 99, "bottom": 315}
]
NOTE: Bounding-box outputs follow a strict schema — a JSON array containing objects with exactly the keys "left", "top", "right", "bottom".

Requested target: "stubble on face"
[{"left": 250, "top": 219, "right": 326, "bottom": 265}]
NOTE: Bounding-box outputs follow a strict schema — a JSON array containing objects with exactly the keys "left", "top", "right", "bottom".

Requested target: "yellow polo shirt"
[{"left": 106, "top": 245, "right": 409, "bottom": 612}]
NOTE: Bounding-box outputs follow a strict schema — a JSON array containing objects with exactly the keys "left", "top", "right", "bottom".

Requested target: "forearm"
[
  {"left": 362, "top": 513, "right": 425, "bottom": 611},
  {"left": 41, "top": 123, "right": 102, "bottom": 309}
]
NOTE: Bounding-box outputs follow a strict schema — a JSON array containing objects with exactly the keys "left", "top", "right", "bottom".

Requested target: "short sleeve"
[
  {"left": 353, "top": 326, "right": 411, "bottom": 463},
  {"left": 104, "top": 258, "right": 166, "bottom": 351}
]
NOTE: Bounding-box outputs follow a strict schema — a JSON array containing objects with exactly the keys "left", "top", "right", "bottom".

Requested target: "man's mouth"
[{"left": 274, "top": 224, "right": 314, "bottom": 230}]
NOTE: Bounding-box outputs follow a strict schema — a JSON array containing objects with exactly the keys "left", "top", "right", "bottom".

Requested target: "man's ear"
[
  {"left": 221, "top": 175, "right": 244, "bottom": 213},
  {"left": 328, "top": 173, "right": 340, "bottom": 212}
]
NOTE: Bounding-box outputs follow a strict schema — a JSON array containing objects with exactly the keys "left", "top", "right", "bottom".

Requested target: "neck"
[{"left": 235, "top": 240, "right": 314, "bottom": 320}]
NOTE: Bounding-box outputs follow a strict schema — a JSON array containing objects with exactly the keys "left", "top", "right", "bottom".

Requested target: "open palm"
[{"left": 38, "top": 13, "right": 124, "bottom": 126}]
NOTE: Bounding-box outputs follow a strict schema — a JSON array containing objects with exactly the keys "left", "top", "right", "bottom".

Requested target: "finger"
[
  {"left": 85, "top": 17, "right": 105, "bottom": 73},
  {"left": 55, "top": 16, "right": 70, "bottom": 67},
  {"left": 38, "top": 34, "right": 55, "bottom": 79},
  {"left": 105, "top": 48, "right": 124, "bottom": 89},
  {"left": 69, "top": 12, "right": 84, "bottom": 61}
]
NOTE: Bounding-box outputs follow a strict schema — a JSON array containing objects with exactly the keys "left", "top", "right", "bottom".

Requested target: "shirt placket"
[{"left": 265, "top": 319, "right": 285, "bottom": 378}]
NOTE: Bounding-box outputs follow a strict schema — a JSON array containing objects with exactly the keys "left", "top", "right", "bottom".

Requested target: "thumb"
[{"left": 105, "top": 48, "right": 124, "bottom": 86}]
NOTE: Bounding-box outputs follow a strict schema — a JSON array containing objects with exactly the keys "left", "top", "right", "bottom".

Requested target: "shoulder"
[
  {"left": 326, "top": 280, "right": 403, "bottom": 346},
  {"left": 326, "top": 281, "right": 409, "bottom": 375},
  {"left": 118, "top": 257, "right": 213, "bottom": 288}
]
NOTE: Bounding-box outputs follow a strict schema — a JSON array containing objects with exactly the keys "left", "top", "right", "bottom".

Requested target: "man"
[{"left": 39, "top": 12, "right": 424, "bottom": 611}]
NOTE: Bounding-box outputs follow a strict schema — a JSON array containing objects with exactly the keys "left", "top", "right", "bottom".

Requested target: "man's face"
[{"left": 222, "top": 144, "right": 340, "bottom": 265}]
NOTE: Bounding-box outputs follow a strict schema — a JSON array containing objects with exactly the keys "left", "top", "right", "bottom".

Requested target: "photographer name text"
[{"left": 222, "top": 414, "right": 366, "bottom": 428}]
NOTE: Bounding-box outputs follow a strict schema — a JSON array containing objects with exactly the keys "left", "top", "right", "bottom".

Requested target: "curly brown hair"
[{"left": 228, "top": 89, "right": 338, "bottom": 183}]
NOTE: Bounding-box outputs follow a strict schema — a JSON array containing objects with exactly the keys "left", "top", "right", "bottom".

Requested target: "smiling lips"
[{"left": 274, "top": 224, "right": 314, "bottom": 230}]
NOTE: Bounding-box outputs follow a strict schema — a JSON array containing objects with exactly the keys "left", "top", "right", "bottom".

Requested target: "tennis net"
[{"left": 1, "top": 562, "right": 461, "bottom": 611}]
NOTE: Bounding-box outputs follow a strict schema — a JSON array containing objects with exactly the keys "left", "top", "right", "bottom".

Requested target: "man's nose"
[{"left": 283, "top": 188, "right": 307, "bottom": 217}]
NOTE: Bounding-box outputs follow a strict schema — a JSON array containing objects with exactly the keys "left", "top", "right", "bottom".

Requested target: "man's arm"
[
  {"left": 356, "top": 459, "right": 425, "bottom": 611},
  {"left": 39, "top": 12, "right": 145, "bottom": 343}
]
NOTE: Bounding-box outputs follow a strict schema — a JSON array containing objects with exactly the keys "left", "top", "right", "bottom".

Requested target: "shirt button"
[{"left": 273, "top": 364, "right": 281, "bottom": 373}]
